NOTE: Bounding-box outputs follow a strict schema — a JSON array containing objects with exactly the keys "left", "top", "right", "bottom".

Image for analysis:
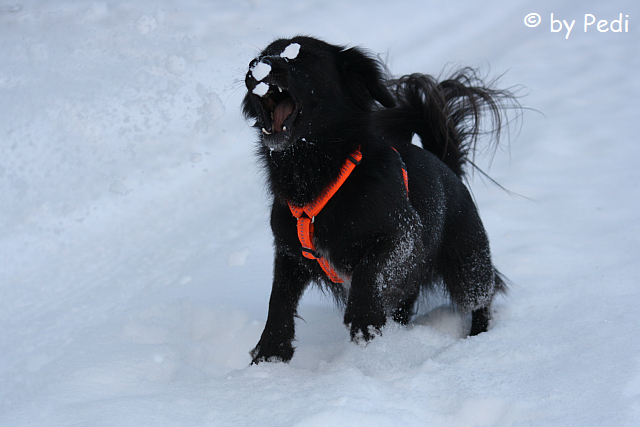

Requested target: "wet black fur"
[{"left": 242, "top": 36, "right": 515, "bottom": 364}]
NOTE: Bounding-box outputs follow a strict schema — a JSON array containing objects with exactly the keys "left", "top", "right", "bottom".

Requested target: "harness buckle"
[{"left": 301, "top": 247, "right": 321, "bottom": 259}]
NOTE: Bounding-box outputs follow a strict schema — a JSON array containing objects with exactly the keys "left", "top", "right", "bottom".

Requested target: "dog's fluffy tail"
[{"left": 381, "top": 68, "right": 518, "bottom": 177}]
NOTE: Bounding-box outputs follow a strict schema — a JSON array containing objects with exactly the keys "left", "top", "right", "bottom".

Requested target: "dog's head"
[{"left": 242, "top": 36, "right": 395, "bottom": 151}]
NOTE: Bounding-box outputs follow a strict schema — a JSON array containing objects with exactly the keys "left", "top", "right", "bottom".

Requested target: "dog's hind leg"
[
  {"left": 470, "top": 306, "right": 490, "bottom": 335},
  {"left": 440, "top": 225, "right": 499, "bottom": 336},
  {"left": 442, "top": 249, "right": 497, "bottom": 337},
  {"left": 391, "top": 291, "right": 418, "bottom": 325},
  {"left": 469, "top": 270, "right": 506, "bottom": 335}
]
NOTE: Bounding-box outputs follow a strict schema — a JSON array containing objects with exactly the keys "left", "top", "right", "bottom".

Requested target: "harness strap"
[
  {"left": 288, "top": 147, "right": 409, "bottom": 284},
  {"left": 393, "top": 147, "right": 410, "bottom": 197},
  {"left": 289, "top": 150, "right": 362, "bottom": 219}
]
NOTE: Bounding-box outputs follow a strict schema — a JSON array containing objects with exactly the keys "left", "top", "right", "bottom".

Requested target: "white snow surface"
[{"left": 1, "top": 0, "right": 639, "bottom": 426}]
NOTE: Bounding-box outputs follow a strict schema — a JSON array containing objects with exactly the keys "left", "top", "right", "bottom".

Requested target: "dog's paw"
[
  {"left": 344, "top": 308, "right": 386, "bottom": 345},
  {"left": 349, "top": 323, "right": 383, "bottom": 346},
  {"left": 250, "top": 354, "right": 286, "bottom": 365},
  {"left": 345, "top": 316, "right": 385, "bottom": 345},
  {"left": 250, "top": 342, "right": 294, "bottom": 365}
]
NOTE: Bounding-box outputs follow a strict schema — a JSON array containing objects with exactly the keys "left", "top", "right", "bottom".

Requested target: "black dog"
[{"left": 242, "top": 36, "right": 515, "bottom": 364}]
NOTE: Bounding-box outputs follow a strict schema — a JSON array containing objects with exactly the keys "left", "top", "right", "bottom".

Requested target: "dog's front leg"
[
  {"left": 343, "top": 250, "right": 387, "bottom": 344},
  {"left": 250, "top": 251, "right": 310, "bottom": 364}
]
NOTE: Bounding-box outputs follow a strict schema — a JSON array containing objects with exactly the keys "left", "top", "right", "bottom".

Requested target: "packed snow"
[
  {"left": 250, "top": 61, "right": 272, "bottom": 82},
  {"left": 281, "top": 42, "right": 301, "bottom": 60},
  {"left": 1, "top": 0, "right": 639, "bottom": 426},
  {"left": 252, "top": 81, "right": 270, "bottom": 96}
]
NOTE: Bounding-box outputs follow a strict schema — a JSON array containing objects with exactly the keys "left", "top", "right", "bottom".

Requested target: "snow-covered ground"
[{"left": 1, "top": 0, "right": 639, "bottom": 425}]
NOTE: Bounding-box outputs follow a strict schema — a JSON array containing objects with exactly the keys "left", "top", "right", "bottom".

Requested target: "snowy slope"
[{"left": 1, "top": 0, "right": 639, "bottom": 426}]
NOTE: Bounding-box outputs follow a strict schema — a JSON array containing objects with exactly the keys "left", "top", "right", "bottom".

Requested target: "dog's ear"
[{"left": 338, "top": 47, "right": 396, "bottom": 109}]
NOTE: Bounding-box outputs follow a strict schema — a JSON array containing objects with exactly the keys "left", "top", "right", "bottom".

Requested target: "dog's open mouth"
[{"left": 254, "top": 84, "right": 299, "bottom": 136}]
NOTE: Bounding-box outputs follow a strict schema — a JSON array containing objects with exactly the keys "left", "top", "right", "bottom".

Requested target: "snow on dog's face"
[{"left": 242, "top": 36, "right": 395, "bottom": 151}]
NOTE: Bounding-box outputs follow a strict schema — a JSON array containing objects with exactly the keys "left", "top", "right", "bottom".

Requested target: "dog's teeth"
[
  {"left": 278, "top": 87, "right": 283, "bottom": 92},
  {"left": 282, "top": 126, "right": 287, "bottom": 131},
  {"left": 262, "top": 128, "right": 272, "bottom": 135}
]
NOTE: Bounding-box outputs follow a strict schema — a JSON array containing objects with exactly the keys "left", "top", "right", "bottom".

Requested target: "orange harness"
[{"left": 288, "top": 148, "right": 409, "bottom": 284}]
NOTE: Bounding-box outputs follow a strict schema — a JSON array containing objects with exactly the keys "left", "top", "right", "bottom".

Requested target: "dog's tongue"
[{"left": 273, "top": 98, "right": 295, "bottom": 132}]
